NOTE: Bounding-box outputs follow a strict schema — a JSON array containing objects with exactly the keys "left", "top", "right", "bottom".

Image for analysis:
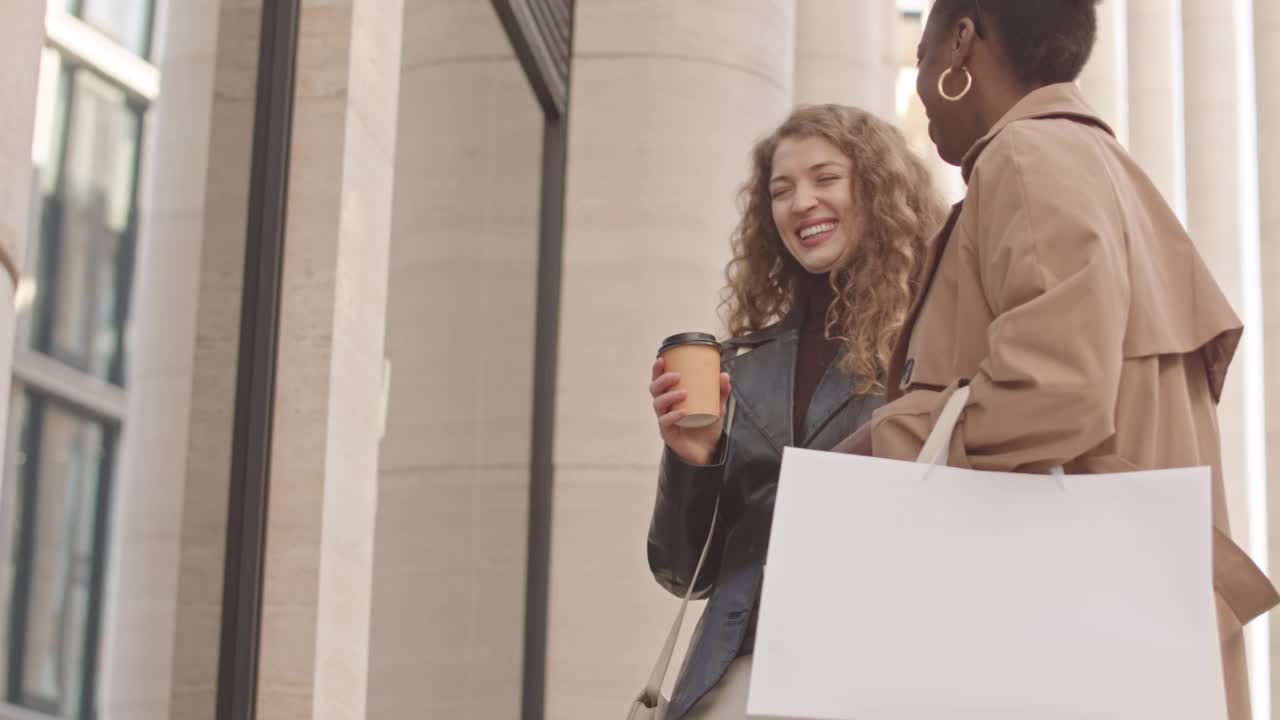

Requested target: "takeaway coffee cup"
[{"left": 658, "top": 332, "right": 723, "bottom": 429}]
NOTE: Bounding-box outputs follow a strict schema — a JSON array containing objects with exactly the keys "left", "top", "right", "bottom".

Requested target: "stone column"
[
  {"left": 254, "top": 1, "right": 403, "bottom": 718},
  {"left": 366, "top": 2, "right": 543, "bottom": 718},
  {"left": 96, "top": 0, "right": 263, "bottom": 717},
  {"left": 1183, "top": 0, "right": 1262, "bottom": 553},
  {"left": 1255, "top": 0, "right": 1280, "bottom": 708},
  {"left": 794, "top": 0, "right": 896, "bottom": 119},
  {"left": 547, "top": 3, "right": 795, "bottom": 717},
  {"left": 0, "top": 0, "right": 43, "bottom": 471},
  {"left": 0, "top": 4, "right": 44, "bottom": 709},
  {"left": 1183, "top": 1, "right": 1269, "bottom": 713},
  {"left": 1077, "top": 0, "right": 1129, "bottom": 146},
  {"left": 1126, "top": 0, "right": 1186, "bottom": 218}
]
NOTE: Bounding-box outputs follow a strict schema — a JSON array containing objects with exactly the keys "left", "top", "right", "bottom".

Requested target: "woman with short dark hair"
[{"left": 837, "top": 1, "right": 1278, "bottom": 717}]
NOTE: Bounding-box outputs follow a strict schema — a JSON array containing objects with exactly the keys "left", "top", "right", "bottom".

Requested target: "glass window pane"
[
  {"left": 2, "top": 390, "right": 111, "bottom": 718},
  {"left": 30, "top": 65, "right": 140, "bottom": 385},
  {"left": 76, "top": 0, "right": 154, "bottom": 57}
]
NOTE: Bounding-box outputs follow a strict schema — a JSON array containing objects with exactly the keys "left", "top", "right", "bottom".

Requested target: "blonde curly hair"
[{"left": 721, "top": 105, "right": 947, "bottom": 392}]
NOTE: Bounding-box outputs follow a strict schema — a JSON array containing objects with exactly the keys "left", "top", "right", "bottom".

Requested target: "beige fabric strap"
[
  {"left": 642, "top": 496, "right": 720, "bottom": 700},
  {"left": 1214, "top": 529, "right": 1280, "bottom": 625},
  {"left": 916, "top": 384, "right": 971, "bottom": 465},
  {"left": 0, "top": 241, "right": 18, "bottom": 288}
]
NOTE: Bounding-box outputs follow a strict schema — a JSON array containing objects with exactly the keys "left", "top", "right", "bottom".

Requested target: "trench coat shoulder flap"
[{"left": 959, "top": 83, "right": 1243, "bottom": 403}]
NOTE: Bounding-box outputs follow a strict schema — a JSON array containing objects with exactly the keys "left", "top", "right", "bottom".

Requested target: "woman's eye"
[
  {"left": 818, "top": 175, "right": 839, "bottom": 184},
  {"left": 770, "top": 188, "right": 790, "bottom": 199}
]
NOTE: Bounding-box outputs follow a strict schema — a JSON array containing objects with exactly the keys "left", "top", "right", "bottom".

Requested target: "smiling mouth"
[{"left": 798, "top": 221, "right": 837, "bottom": 247}]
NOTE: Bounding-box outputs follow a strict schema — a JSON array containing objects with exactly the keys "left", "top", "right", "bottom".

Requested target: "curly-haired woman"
[{"left": 644, "top": 105, "right": 947, "bottom": 719}]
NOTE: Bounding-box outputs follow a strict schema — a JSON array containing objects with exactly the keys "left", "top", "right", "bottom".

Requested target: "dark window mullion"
[
  {"left": 33, "top": 194, "right": 66, "bottom": 357},
  {"left": 520, "top": 5, "right": 574, "bottom": 714},
  {"left": 217, "top": 1, "right": 302, "bottom": 718},
  {"left": 107, "top": 103, "right": 145, "bottom": 386},
  {"left": 6, "top": 394, "right": 47, "bottom": 707}
]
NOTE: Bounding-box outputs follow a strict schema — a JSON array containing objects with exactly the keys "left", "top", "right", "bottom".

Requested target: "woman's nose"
[{"left": 791, "top": 185, "right": 818, "bottom": 213}]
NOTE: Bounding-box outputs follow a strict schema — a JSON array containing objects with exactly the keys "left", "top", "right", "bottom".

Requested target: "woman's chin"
[
  {"left": 934, "top": 143, "right": 963, "bottom": 167},
  {"left": 798, "top": 256, "right": 838, "bottom": 275}
]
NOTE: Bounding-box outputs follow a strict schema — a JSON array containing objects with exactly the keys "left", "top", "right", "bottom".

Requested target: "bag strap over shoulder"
[{"left": 637, "top": 345, "right": 746, "bottom": 711}]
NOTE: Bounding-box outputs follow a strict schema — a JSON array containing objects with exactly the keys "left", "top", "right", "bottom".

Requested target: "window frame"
[
  {"left": 2, "top": 386, "right": 117, "bottom": 719},
  {"left": 0, "top": 5, "right": 154, "bottom": 719},
  {"left": 26, "top": 60, "right": 144, "bottom": 388}
]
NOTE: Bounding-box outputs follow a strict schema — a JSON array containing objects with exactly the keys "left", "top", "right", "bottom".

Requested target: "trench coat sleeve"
[
  {"left": 872, "top": 125, "right": 1130, "bottom": 471},
  {"left": 647, "top": 440, "right": 730, "bottom": 599}
]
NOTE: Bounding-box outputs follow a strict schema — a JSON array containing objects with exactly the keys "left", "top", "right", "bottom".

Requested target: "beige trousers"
[{"left": 682, "top": 657, "right": 752, "bottom": 720}]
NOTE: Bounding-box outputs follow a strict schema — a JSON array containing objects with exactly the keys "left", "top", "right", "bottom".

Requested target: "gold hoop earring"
[{"left": 938, "top": 67, "right": 973, "bottom": 102}]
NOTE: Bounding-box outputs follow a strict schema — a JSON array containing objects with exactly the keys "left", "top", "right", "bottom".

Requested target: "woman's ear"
[{"left": 949, "top": 17, "right": 978, "bottom": 72}]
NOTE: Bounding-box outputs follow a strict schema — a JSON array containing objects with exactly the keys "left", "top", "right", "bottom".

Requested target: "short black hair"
[{"left": 933, "top": 0, "right": 1101, "bottom": 86}]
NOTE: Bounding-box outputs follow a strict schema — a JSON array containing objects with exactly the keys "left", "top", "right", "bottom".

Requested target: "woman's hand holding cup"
[{"left": 651, "top": 332, "right": 731, "bottom": 466}]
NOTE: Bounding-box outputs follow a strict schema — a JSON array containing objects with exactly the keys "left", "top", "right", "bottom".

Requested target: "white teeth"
[{"left": 799, "top": 222, "right": 836, "bottom": 240}]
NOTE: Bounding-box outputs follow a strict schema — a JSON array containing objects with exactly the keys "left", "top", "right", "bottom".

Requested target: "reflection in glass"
[
  {"left": 30, "top": 65, "right": 141, "bottom": 386},
  {"left": 1, "top": 390, "right": 113, "bottom": 718},
  {"left": 67, "top": 0, "right": 155, "bottom": 57}
]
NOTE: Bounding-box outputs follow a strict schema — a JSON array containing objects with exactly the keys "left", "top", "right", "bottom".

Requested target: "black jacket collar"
[{"left": 723, "top": 313, "right": 857, "bottom": 452}]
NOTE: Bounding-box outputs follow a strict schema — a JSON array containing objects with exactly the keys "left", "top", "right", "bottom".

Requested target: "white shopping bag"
[{"left": 747, "top": 387, "right": 1226, "bottom": 720}]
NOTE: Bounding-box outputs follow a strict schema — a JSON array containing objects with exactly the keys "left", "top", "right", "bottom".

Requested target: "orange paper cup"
[{"left": 658, "top": 332, "right": 722, "bottom": 429}]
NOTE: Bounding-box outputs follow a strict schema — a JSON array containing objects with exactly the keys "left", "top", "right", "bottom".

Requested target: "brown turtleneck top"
[
  {"left": 793, "top": 273, "right": 841, "bottom": 441},
  {"left": 739, "top": 273, "right": 842, "bottom": 658}
]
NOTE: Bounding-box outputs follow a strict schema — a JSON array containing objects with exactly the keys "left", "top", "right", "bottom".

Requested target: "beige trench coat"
[{"left": 868, "top": 83, "right": 1278, "bottom": 718}]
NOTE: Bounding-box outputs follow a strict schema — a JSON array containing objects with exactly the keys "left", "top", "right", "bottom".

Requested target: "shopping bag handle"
[
  {"left": 915, "top": 385, "right": 1064, "bottom": 481},
  {"left": 916, "top": 385, "right": 971, "bottom": 465}
]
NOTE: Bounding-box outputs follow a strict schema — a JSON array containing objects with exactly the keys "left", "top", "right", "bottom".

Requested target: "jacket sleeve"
[
  {"left": 872, "top": 124, "right": 1131, "bottom": 471},
  {"left": 647, "top": 439, "right": 731, "bottom": 599}
]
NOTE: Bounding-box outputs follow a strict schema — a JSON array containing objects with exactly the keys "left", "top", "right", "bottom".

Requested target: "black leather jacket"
[{"left": 647, "top": 315, "right": 882, "bottom": 719}]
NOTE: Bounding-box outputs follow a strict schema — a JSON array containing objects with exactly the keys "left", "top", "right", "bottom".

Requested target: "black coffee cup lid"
[{"left": 659, "top": 332, "right": 721, "bottom": 355}]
